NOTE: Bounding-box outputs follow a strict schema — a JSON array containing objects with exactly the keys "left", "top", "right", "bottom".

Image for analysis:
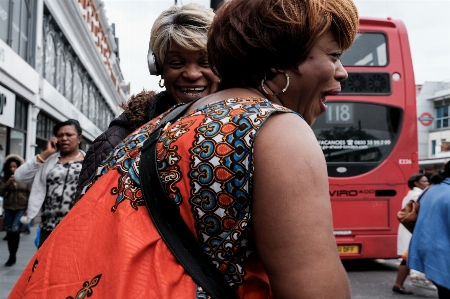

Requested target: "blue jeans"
[{"left": 4, "top": 209, "right": 26, "bottom": 233}]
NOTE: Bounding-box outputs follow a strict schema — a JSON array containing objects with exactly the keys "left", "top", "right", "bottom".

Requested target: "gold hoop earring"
[
  {"left": 159, "top": 78, "right": 165, "bottom": 88},
  {"left": 261, "top": 71, "right": 290, "bottom": 97}
]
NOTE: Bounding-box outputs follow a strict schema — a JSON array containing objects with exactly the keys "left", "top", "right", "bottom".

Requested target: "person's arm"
[
  {"left": 252, "top": 113, "right": 350, "bottom": 299},
  {"left": 14, "top": 158, "right": 40, "bottom": 185},
  {"left": 15, "top": 138, "right": 58, "bottom": 184}
]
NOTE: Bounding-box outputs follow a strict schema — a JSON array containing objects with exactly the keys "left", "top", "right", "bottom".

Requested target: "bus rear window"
[
  {"left": 312, "top": 102, "right": 402, "bottom": 164},
  {"left": 341, "top": 33, "right": 388, "bottom": 66}
]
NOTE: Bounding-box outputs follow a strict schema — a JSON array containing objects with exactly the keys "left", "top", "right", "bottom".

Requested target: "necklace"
[{"left": 60, "top": 151, "right": 82, "bottom": 161}]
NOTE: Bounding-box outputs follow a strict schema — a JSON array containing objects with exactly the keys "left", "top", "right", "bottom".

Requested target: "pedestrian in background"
[
  {"left": 74, "top": 3, "right": 218, "bottom": 202},
  {"left": 393, "top": 173, "right": 430, "bottom": 294},
  {"left": 14, "top": 119, "right": 85, "bottom": 248},
  {"left": 409, "top": 162, "right": 450, "bottom": 298},
  {"left": 0, "top": 154, "right": 30, "bottom": 266}
]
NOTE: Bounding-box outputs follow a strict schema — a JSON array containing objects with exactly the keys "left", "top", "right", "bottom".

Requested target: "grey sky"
[{"left": 103, "top": 0, "right": 450, "bottom": 96}]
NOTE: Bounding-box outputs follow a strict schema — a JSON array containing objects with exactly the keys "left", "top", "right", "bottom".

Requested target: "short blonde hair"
[{"left": 150, "top": 3, "right": 215, "bottom": 68}]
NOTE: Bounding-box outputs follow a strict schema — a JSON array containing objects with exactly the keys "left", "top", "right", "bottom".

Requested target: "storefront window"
[
  {"left": 11, "top": 97, "right": 27, "bottom": 157},
  {"left": 42, "top": 8, "right": 113, "bottom": 130},
  {"left": 10, "top": 129, "right": 24, "bottom": 157},
  {"left": 82, "top": 80, "right": 88, "bottom": 114},
  {"left": 436, "top": 105, "right": 450, "bottom": 129},
  {"left": 14, "top": 97, "right": 26, "bottom": 130},
  {"left": 0, "top": 0, "right": 9, "bottom": 42},
  {"left": 95, "top": 96, "right": 100, "bottom": 126},
  {"left": 89, "top": 86, "right": 95, "bottom": 120},
  {"left": 18, "top": 0, "right": 27, "bottom": 59},
  {"left": 56, "top": 47, "right": 65, "bottom": 93},
  {"left": 65, "top": 60, "right": 73, "bottom": 102},
  {"left": 80, "top": 137, "right": 91, "bottom": 153},
  {"left": 73, "top": 70, "right": 82, "bottom": 109},
  {"left": 44, "top": 32, "right": 56, "bottom": 85},
  {"left": 36, "top": 112, "right": 56, "bottom": 154},
  {"left": 1, "top": 0, "right": 34, "bottom": 63}
]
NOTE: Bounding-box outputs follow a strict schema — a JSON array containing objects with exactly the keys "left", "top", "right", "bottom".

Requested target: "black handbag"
[{"left": 140, "top": 103, "right": 239, "bottom": 299}]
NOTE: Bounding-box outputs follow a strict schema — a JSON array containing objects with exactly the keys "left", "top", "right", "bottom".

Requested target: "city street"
[
  {"left": 0, "top": 227, "right": 440, "bottom": 299},
  {"left": 345, "top": 259, "right": 438, "bottom": 298},
  {"left": 0, "top": 227, "right": 37, "bottom": 299}
]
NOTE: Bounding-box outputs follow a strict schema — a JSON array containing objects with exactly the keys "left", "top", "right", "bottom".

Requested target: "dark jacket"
[
  {"left": 0, "top": 155, "right": 30, "bottom": 210},
  {"left": 75, "top": 91, "right": 176, "bottom": 201},
  {"left": 0, "top": 180, "right": 30, "bottom": 210}
]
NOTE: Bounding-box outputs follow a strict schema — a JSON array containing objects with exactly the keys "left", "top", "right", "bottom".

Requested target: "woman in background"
[
  {"left": 75, "top": 3, "right": 218, "bottom": 201},
  {"left": 14, "top": 119, "right": 85, "bottom": 247},
  {"left": 393, "top": 173, "right": 430, "bottom": 294},
  {"left": 0, "top": 155, "right": 30, "bottom": 266}
]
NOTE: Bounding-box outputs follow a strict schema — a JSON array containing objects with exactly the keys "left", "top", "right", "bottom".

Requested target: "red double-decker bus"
[{"left": 311, "top": 17, "right": 418, "bottom": 259}]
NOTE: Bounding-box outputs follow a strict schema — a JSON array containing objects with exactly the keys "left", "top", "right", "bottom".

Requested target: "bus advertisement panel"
[{"left": 312, "top": 18, "right": 418, "bottom": 259}]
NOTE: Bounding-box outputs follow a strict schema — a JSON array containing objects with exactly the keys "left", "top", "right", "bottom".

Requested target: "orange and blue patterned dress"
[{"left": 9, "top": 97, "right": 299, "bottom": 299}]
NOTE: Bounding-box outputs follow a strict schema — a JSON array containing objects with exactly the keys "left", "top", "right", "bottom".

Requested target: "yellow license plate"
[{"left": 338, "top": 245, "right": 359, "bottom": 254}]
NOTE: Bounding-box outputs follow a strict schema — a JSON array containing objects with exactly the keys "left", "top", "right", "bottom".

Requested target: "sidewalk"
[{"left": 0, "top": 227, "right": 38, "bottom": 299}]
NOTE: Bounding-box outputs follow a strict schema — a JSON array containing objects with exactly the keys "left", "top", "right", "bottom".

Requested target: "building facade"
[
  {"left": 0, "top": 0, "right": 128, "bottom": 170},
  {"left": 417, "top": 81, "right": 450, "bottom": 174}
]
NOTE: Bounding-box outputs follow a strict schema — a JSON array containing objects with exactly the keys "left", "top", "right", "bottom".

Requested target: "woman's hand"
[
  {"left": 20, "top": 214, "right": 30, "bottom": 225},
  {"left": 6, "top": 175, "right": 15, "bottom": 185},
  {"left": 39, "top": 137, "right": 59, "bottom": 160}
]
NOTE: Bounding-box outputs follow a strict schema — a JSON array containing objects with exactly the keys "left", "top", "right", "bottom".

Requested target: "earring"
[
  {"left": 261, "top": 70, "right": 290, "bottom": 97},
  {"left": 159, "top": 78, "right": 165, "bottom": 88}
]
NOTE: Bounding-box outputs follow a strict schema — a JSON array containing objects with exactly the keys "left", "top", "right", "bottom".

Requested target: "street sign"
[{"left": 418, "top": 112, "right": 433, "bottom": 126}]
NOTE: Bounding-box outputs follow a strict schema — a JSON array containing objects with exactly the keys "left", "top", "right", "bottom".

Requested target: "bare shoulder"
[
  {"left": 251, "top": 112, "right": 350, "bottom": 298},
  {"left": 254, "top": 112, "right": 327, "bottom": 183},
  {"left": 252, "top": 111, "right": 330, "bottom": 221}
]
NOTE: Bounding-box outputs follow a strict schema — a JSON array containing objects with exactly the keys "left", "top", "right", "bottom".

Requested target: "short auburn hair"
[{"left": 208, "top": 0, "right": 359, "bottom": 90}]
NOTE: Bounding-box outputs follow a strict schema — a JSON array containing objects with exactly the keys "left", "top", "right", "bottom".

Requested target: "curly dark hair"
[
  {"left": 120, "top": 90, "right": 158, "bottom": 130},
  {"left": 2, "top": 157, "right": 23, "bottom": 181}
]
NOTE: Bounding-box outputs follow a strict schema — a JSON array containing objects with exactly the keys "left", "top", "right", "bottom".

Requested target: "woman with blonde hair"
[
  {"left": 75, "top": 3, "right": 218, "bottom": 201},
  {"left": 10, "top": 0, "right": 358, "bottom": 298}
]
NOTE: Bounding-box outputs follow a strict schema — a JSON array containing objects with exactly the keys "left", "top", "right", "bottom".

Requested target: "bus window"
[
  {"left": 312, "top": 102, "right": 402, "bottom": 176},
  {"left": 341, "top": 33, "right": 388, "bottom": 66}
]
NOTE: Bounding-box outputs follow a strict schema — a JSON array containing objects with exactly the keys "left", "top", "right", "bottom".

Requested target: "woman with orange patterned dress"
[{"left": 9, "top": 0, "right": 358, "bottom": 298}]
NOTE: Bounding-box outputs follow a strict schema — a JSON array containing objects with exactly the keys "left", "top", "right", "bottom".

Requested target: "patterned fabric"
[
  {"left": 41, "top": 161, "right": 82, "bottom": 231},
  {"left": 9, "top": 97, "right": 299, "bottom": 299},
  {"left": 75, "top": 91, "right": 176, "bottom": 202},
  {"left": 91, "top": 97, "right": 293, "bottom": 291}
]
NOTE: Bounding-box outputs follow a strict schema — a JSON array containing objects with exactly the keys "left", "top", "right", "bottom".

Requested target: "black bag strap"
[{"left": 140, "top": 103, "right": 239, "bottom": 299}]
